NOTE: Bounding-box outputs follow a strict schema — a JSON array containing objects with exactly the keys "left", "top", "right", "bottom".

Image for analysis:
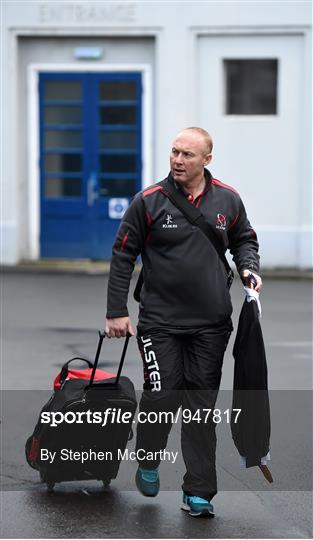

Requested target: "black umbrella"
[{"left": 231, "top": 297, "right": 273, "bottom": 483}]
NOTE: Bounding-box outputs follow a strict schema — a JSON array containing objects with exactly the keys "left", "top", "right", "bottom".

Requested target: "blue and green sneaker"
[
  {"left": 181, "top": 492, "right": 215, "bottom": 517},
  {"left": 135, "top": 467, "right": 160, "bottom": 497}
]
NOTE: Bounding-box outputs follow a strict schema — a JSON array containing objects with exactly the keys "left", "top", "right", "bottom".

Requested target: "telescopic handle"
[{"left": 89, "top": 331, "right": 130, "bottom": 387}]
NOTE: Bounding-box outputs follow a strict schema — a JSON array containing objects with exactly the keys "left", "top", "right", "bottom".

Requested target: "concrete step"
[{"left": 1, "top": 260, "right": 312, "bottom": 279}]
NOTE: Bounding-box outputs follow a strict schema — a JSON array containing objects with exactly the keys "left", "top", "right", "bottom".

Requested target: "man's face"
[{"left": 170, "top": 131, "right": 212, "bottom": 185}]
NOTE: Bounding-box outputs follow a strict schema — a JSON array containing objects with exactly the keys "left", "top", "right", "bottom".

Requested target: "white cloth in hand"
[{"left": 244, "top": 286, "right": 262, "bottom": 317}]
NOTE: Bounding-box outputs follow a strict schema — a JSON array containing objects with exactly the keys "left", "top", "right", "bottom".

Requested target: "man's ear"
[{"left": 204, "top": 153, "right": 212, "bottom": 166}]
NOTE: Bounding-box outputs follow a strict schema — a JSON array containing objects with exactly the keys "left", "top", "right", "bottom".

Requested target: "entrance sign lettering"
[{"left": 39, "top": 3, "right": 136, "bottom": 24}]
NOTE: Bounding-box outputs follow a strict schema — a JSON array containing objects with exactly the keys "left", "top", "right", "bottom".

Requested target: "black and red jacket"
[{"left": 106, "top": 170, "right": 260, "bottom": 329}]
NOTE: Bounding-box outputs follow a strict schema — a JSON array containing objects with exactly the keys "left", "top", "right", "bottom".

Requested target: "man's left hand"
[{"left": 241, "top": 269, "right": 262, "bottom": 292}]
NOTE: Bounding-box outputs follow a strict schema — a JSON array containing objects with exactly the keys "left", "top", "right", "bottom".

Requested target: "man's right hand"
[{"left": 105, "top": 317, "right": 135, "bottom": 338}]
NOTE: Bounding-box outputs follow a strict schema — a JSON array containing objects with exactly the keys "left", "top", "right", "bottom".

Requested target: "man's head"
[{"left": 170, "top": 127, "right": 213, "bottom": 186}]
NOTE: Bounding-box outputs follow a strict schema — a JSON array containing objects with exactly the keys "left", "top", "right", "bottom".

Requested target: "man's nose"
[{"left": 175, "top": 153, "right": 183, "bottom": 163}]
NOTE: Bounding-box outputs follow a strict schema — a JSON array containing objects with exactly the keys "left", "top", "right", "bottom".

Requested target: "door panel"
[
  {"left": 93, "top": 73, "right": 142, "bottom": 258},
  {"left": 40, "top": 73, "right": 86, "bottom": 257},
  {"left": 39, "top": 72, "right": 142, "bottom": 259}
]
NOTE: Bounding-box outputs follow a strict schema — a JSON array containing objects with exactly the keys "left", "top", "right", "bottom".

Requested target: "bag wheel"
[
  {"left": 46, "top": 481, "right": 55, "bottom": 492},
  {"left": 102, "top": 479, "right": 111, "bottom": 488}
]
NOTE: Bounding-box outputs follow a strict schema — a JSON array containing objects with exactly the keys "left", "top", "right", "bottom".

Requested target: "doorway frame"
[{"left": 27, "top": 62, "right": 152, "bottom": 260}]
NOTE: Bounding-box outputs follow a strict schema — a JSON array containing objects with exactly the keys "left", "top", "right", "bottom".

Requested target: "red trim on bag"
[
  {"left": 54, "top": 368, "right": 115, "bottom": 391},
  {"left": 29, "top": 437, "right": 40, "bottom": 462}
]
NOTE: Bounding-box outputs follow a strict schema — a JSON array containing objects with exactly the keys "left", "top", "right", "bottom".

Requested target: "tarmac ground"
[{"left": 1, "top": 271, "right": 312, "bottom": 539}]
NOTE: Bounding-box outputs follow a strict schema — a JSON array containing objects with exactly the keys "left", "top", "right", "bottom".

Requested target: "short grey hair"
[{"left": 182, "top": 127, "right": 213, "bottom": 154}]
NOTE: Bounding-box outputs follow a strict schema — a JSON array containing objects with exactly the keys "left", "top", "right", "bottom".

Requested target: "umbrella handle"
[{"left": 259, "top": 464, "right": 273, "bottom": 483}]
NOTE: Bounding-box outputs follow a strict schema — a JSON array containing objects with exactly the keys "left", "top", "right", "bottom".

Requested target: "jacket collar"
[{"left": 167, "top": 168, "right": 212, "bottom": 195}]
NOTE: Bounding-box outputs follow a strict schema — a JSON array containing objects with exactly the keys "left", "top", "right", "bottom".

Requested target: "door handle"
[{"left": 87, "top": 172, "right": 98, "bottom": 206}]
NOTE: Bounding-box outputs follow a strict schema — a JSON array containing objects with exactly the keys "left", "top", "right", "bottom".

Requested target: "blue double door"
[{"left": 39, "top": 72, "right": 142, "bottom": 259}]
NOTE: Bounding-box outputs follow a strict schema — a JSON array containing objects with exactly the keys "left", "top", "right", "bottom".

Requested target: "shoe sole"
[{"left": 181, "top": 502, "right": 215, "bottom": 518}]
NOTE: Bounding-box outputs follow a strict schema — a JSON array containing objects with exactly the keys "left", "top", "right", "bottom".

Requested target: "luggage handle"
[
  {"left": 88, "top": 331, "right": 130, "bottom": 387},
  {"left": 59, "top": 357, "right": 94, "bottom": 386}
]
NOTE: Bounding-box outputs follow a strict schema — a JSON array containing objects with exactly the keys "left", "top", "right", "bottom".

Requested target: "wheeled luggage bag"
[{"left": 25, "top": 332, "right": 137, "bottom": 491}]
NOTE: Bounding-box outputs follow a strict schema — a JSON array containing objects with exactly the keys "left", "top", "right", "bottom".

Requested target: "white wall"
[{"left": 1, "top": 0, "right": 312, "bottom": 267}]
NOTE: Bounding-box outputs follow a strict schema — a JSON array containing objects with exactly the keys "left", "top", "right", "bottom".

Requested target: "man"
[{"left": 105, "top": 127, "right": 262, "bottom": 517}]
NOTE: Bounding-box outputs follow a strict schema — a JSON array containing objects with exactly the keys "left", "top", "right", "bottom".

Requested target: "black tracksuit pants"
[{"left": 135, "top": 321, "right": 232, "bottom": 501}]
